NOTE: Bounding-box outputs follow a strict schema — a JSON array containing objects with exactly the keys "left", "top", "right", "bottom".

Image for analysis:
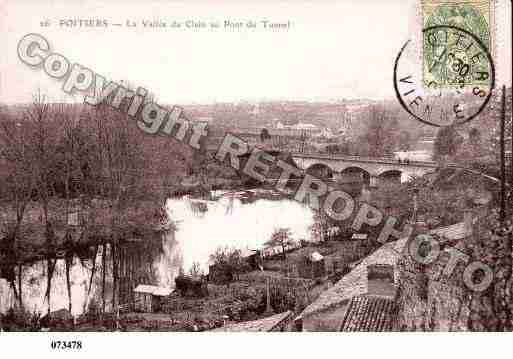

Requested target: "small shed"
[
  {"left": 133, "top": 284, "right": 173, "bottom": 313},
  {"left": 297, "top": 251, "right": 326, "bottom": 279}
]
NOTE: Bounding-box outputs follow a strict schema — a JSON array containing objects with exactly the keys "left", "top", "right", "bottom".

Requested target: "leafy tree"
[
  {"left": 361, "top": 105, "right": 399, "bottom": 157},
  {"left": 454, "top": 128, "right": 488, "bottom": 163},
  {"left": 260, "top": 128, "right": 271, "bottom": 142},
  {"left": 467, "top": 127, "right": 483, "bottom": 158},
  {"left": 468, "top": 128, "right": 481, "bottom": 145},
  {"left": 398, "top": 130, "right": 413, "bottom": 151},
  {"left": 265, "top": 228, "right": 293, "bottom": 260},
  {"left": 209, "top": 246, "right": 249, "bottom": 281},
  {"left": 433, "top": 125, "right": 463, "bottom": 162}
]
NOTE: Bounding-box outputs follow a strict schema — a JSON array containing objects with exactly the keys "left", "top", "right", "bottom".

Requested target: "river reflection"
[
  {"left": 0, "top": 191, "right": 315, "bottom": 316},
  {"left": 0, "top": 247, "right": 112, "bottom": 317},
  {"left": 165, "top": 191, "right": 315, "bottom": 273}
]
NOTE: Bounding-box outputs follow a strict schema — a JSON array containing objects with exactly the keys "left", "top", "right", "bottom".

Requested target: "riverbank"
[
  {"left": 0, "top": 198, "right": 168, "bottom": 265},
  {"left": 1, "top": 233, "right": 377, "bottom": 331}
]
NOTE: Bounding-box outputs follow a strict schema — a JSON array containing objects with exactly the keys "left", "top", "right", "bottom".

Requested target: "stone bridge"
[{"left": 290, "top": 152, "right": 438, "bottom": 187}]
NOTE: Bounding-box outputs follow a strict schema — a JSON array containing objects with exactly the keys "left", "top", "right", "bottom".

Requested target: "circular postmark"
[{"left": 394, "top": 25, "right": 495, "bottom": 127}]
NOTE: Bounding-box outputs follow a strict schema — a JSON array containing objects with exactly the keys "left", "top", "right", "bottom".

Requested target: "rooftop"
[
  {"left": 1, "top": 199, "right": 171, "bottom": 261},
  {"left": 429, "top": 221, "right": 470, "bottom": 243},
  {"left": 297, "top": 237, "right": 407, "bottom": 319},
  {"left": 133, "top": 285, "right": 173, "bottom": 297},
  {"left": 339, "top": 296, "right": 396, "bottom": 332},
  {"left": 210, "top": 311, "right": 293, "bottom": 332}
]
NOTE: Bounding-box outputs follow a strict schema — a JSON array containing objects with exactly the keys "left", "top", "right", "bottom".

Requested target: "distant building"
[
  {"left": 315, "top": 127, "right": 335, "bottom": 139},
  {"left": 394, "top": 150, "right": 433, "bottom": 162},
  {"left": 294, "top": 122, "right": 317, "bottom": 130},
  {"left": 297, "top": 251, "right": 326, "bottom": 279},
  {"left": 270, "top": 121, "right": 320, "bottom": 137},
  {"left": 195, "top": 116, "right": 213, "bottom": 123}
]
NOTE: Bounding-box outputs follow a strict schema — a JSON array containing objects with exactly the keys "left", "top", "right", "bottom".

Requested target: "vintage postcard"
[{"left": 0, "top": 0, "right": 512, "bottom": 356}]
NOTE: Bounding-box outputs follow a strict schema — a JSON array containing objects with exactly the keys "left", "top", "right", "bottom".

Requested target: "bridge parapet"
[
  {"left": 291, "top": 152, "right": 437, "bottom": 168},
  {"left": 291, "top": 152, "right": 438, "bottom": 181}
]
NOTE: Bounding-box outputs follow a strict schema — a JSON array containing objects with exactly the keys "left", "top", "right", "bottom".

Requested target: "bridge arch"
[
  {"left": 339, "top": 166, "right": 371, "bottom": 186},
  {"left": 290, "top": 154, "right": 438, "bottom": 186},
  {"left": 377, "top": 169, "right": 403, "bottom": 185},
  {"left": 305, "top": 163, "right": 334, "bottom": 180}
]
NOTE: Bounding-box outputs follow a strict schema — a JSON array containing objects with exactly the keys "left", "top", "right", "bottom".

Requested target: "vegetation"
[
  {"left": 0, "top": 308, "right": 41, "bottom": 331},
  {"left": 259, "top": 128, "right": 271, "bottom": 142},
  {"left": 265, "top": 228, "right": 293, "bottom": 260},
  {"left": 188, "top": 261, "right": 204, "bottom": 278},
  {"left": 0, "top": 93, "right": 193, "bottom": 315},
  {"left": 209, "top": 246, "right": 250, "bottom": 282},
  {"left": 433, "top": 125, "right": 464, "bottom": 161}
]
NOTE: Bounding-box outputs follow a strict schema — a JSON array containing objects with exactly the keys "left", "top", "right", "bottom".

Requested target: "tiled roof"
[
  {"left": 297, "top": 238, "right": 407, "bottom": 319},
  {"left": 339, "top": 296, "right": 396, "bottom": 332},
  {"left": 210, "top": 311, "right": 292, "bottom": 332},
  {"left": 429, "top": 222, "right": 469, "bottom": 243}
]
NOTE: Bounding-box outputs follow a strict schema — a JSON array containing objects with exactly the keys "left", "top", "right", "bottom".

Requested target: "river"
[{"left": 0, "top": 190, "right": 316, "bottom": 317}]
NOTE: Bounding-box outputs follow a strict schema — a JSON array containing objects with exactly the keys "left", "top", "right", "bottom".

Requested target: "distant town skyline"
[{"left": 0, "top": 0, "right": 511, "bottom": 105}]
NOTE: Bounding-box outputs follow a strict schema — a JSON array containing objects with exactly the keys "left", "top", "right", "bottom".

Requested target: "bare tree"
[
  {"left": 310, "top": 210, "right": 329, "bottom": 243},
  {"left": 89, "top": 103, "right": 152, "bottom": 311},
  {"left": 360, "top": 105, "right": 398, "bottom": 157},
  {"left": 188, "top": 261, "right": 204, "bottom": 278},
  {"left": 209, "top": 246, "right": 249, "bottom": 282},
  {"left": 0, "top": 105, "right": 37, "bottom": 309},
  {"left": 265, "top": 228, "right": 294, "bottom": 260},
  {"left": 23, "top": 92, "right": 64, "bottom": 315}
]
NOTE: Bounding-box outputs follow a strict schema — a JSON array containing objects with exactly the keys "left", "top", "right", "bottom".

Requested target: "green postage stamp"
[{"left": 421, "top": 0, "right": 494, "bottom": 87}]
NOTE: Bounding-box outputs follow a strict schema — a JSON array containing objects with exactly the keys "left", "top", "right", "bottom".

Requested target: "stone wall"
[{"left": 395, "top": 241, "right": 471, "bottom": 331}]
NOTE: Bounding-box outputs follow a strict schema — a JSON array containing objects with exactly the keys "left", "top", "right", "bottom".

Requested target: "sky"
[{"left": 0, "top": 0, "right": 511, "bottom": 104}]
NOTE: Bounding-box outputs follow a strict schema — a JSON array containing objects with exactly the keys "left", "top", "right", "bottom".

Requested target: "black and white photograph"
[{"left": 0, "top": 0, "right": 512, "bottom": 356}]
